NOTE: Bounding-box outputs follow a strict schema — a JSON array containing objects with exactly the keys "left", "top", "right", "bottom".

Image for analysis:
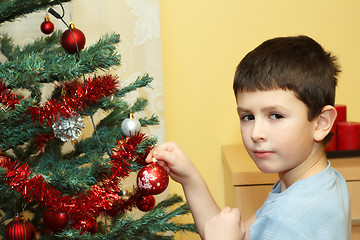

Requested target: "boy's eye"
[
  {"left": 269, "top": 113, "right": 284, "bottom": 120},
  {"left": 240, "top": 114, "right": 254, "bottom": 121}
]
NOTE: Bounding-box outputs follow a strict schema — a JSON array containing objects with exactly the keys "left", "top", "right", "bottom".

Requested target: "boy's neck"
[{"left": 278, "top": 143, "right": 328, "bottom": 192}]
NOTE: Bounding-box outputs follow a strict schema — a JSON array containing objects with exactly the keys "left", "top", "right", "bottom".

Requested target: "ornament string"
[
  {"left": 48, "top": 4, "right": 81, "bottom": 60},
  {"left": 90, "top": 109, "right": 112, "bottom": 158}
]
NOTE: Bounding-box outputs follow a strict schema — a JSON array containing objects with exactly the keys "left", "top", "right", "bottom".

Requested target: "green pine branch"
[
  {"left": 0, "top": 0, "right": 72, "bottom": 24},
  {"left": 116, "top": 74, "right": 153, "bottom": 98},
  {"left": 0, "top": 97, "right": 51, "bottom": 152},
  {"left": 0, "top": 33, "right": 17, "bottom": 61},
  {"left": 0, "top": 32, "right": 121, "bottom": 92},
  {"left": 53, "top": 195, "right": 197, "bottom": 240},
  {"left": 20, "top": 31, "right": 62, "bottom": 56},
  {"left": 0, "top": 167, "right": 23, "bottom": 222}
]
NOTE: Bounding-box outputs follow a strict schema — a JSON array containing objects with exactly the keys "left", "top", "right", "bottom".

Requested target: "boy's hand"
[
  {"left": 147, "top": 142, "right": 223, "bottom": 239},
  {"left": 145, "top": 141, "right": 197, "bottom": 186},
  {"left": 204, "top": 207, "right": 246, "bottom": 240}
]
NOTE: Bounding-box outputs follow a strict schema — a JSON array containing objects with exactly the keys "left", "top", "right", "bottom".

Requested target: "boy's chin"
[{"left": 253, "top": 161, "right": 279, "bottom": 174}]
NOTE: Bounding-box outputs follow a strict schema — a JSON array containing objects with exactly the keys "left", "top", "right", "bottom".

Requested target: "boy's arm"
[
  {"left": 181, "top": 166, "right": 221, "bottom": 238},
  {"left": 244, "top": 214, "right": 257, "bottom": 240},
  {"left": 146, "top": 142, "right": 220, "bottom": 238}
]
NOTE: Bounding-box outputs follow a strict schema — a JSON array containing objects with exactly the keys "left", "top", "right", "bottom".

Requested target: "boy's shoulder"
[
  {"left": 251, "top": 165, "right": 350, "bottom": 239},
  {"left": 262, "top": 164, "right": 348, "bottom": 215}
]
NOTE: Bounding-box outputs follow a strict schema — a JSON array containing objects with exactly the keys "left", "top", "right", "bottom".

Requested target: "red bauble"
[
  {"left": 24, "top": 221, "right": 35, "bottom": 240},
  {"left": 5, "top": 216, "right": 35, "bottom": 240},
  {"left": 136, "top": 194, "right": 156, "bottom": 212},
  {"left": 71, "top": 217, "right": 97, "bottom": 235},
  {"left": 61, "top": 22, "right": 86, "bottom": 54},
  {"left": 137, "top": 161, "right": 169, "bottom": 195},
  {"left": 40, "top": 15, "right": 54, "bottom": 35},
  {"left": 43, "top": 209, "right": 68, "bottom": 233}
]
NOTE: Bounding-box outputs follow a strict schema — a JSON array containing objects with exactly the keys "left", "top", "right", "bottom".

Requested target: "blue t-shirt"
[{"left": 250, "top": 162, "right": 351, "bottom": 240}]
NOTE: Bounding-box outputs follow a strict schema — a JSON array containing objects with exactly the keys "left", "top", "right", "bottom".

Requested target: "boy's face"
[{"left": 236, "top": 89, "right": 318, "bottom": 174}]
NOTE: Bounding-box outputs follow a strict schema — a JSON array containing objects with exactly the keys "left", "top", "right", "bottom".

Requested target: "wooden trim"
[{"left": 352, "top": 218, "right": 360, "bottom": 226}]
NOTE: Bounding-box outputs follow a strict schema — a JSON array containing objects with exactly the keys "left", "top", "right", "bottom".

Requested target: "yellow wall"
[{"left": 160, "top": 1, "right": 360, "bottom": 239}]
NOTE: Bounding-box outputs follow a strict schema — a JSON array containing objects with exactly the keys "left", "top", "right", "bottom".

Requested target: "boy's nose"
[{"left": 251, "top": 120, "right": 267, "bottom": 142}]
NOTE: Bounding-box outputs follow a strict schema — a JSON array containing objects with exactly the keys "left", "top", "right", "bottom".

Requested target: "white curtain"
[{"left": 72, "top": 0, "right": 166, "bottom": 144}]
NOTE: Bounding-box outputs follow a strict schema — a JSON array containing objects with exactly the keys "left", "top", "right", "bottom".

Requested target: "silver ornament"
[
  {"left": 121, "top": 111, "right": 141, "bottom": 137},
  {"left": 52, "top": 114, "right": 85, "bottom": 142}
]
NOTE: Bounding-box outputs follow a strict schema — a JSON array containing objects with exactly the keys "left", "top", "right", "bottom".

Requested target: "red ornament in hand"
[
  {"left": 40, "top": 15, "right": 54, "bottom": 34},
  {"left": 61, "top": 21, "right": 86, "bottom": 54},
  {"left": 136, "top": 194, "right": 156, "bottom": 212},
  {"left": 43, "top": 209, "right": 68, "bottom": 233},
  {"left": 137, "top": 159, "right": 169, "bottom": 195},
  {"left": 5, "top": 216, "right": 35, "bottom": 240}
]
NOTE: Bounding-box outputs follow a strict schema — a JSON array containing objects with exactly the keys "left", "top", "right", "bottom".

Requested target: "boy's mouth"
[{"left": 253, "top": 150, "right": 274, "bottom": 158}]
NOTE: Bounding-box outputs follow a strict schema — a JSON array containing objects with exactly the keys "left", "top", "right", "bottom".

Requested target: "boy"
[{"left": 146, "top": 35, "right": 351, "bottom": 239}]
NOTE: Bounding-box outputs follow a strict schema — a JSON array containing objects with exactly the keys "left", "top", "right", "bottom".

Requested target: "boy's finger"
[
  {"left": 145, "top": 142, "right": 177, "bottom": 163},
  {"left": 145, "top": 151, "right": 155, "bottom": 163},
  {"left": 152, "top": 150, "right": 176, "bottom": 166}
]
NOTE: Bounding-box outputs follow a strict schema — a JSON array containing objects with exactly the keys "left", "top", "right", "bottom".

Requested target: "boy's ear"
[{"left": 313, "top": 105, "right": 337, "bottom": 142}]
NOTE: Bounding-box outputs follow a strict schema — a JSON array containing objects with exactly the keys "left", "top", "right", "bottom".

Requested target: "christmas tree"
[{"left": 0, "top": 0, "right": 196, "bottom": 239}]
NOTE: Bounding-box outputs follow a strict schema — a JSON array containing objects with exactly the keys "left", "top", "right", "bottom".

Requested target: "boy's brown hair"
[{"left": 233, "top": 35, "right": 340, "bottom": 143}]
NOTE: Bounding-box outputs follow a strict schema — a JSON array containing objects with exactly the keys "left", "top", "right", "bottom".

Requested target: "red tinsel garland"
[
  {"left": 28, "top": 75, "right": 118, "bottom": 126},
  {"left": 0, "top": 76, "right": 118, "bottom": 126},
  {"left": 0, "top": 79, "right": 21, "bottom": 110},
  {"left": 0, "top": 75, "right": 154, "bottom": 232},
  {"left": 0, "top": 133, "right": 151, "bottom": 230}
]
